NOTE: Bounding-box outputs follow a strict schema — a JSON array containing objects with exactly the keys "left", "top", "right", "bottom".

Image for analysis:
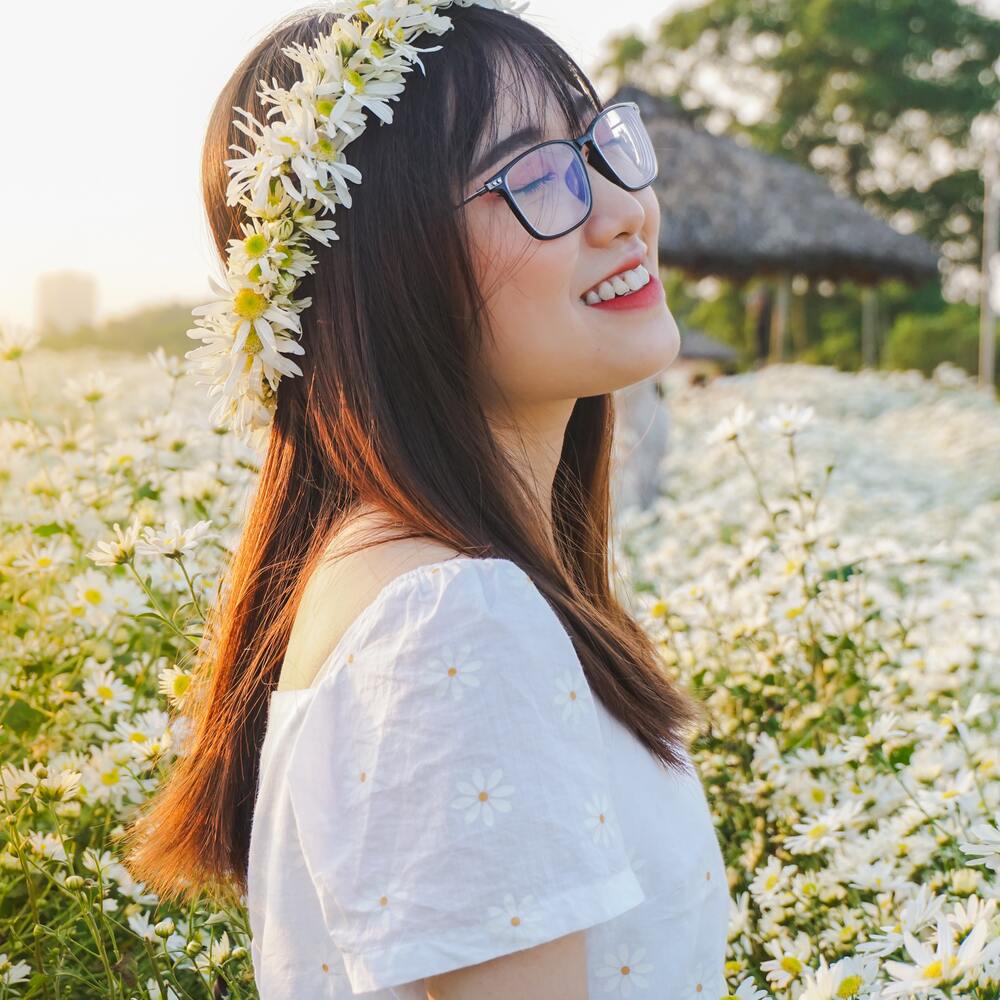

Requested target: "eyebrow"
[{"left": 472, "top": 92, "right": 597, "bottom": 179}]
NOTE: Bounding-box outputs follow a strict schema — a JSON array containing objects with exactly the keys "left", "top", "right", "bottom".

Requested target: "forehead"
[{"left": 486, "top": 57, "right": 596, "bottom": 141}]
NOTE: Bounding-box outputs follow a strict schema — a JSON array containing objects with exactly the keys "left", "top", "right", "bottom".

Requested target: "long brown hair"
[{"left": 120, "top": 2, "right": 706, "bottom": 907}]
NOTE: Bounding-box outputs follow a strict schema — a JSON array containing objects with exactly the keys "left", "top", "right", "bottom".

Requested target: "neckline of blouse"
[{"left": 269, "top": 555, "right": 520, "bottom": 708}]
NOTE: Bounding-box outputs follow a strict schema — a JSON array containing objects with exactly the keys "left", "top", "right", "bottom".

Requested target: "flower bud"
[{"left": 153, "top": 918, "right": 175, "bottom": 938}]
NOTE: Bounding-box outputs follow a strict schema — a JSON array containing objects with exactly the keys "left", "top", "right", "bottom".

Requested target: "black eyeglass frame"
[{"left": 458, "top": 100, "right": 657, "bottom": 241}]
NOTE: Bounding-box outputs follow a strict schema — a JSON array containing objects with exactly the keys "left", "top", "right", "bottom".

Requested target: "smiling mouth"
[{"left": 580, "top": 264, "right": 652, "bottom": 304}]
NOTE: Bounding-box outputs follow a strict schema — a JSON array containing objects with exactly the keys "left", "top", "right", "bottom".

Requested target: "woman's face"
[{"left": 462, "top": 78, "right": 680, "bottom": 417}]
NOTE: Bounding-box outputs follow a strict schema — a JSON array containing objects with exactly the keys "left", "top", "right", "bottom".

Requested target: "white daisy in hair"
[{"left": 185, "top": 0, "right": 528, "bottom": 449}]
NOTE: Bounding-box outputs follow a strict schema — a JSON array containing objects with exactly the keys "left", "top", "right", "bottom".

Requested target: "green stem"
[
  {"left": 174, "top": 555, "right": 206, "bottom": 622},
  {"left": 141, "top": 937, "right": 171, "bottom": 999},
  {"left": 124, "top": 560, "right": 199, "bottom": 649},
  {"left": 732, "top": 437, "right": 778, "bottom": 532},
  {"left": 0, "top": 793, "right": 52, "bottom": 1000}
]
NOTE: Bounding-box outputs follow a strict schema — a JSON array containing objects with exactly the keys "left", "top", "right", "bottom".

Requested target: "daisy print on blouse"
[
  {"left": 357, "top": 873, "right": 415, "bottom": 927},
  {"left": 451, "top": 767, "right": 515, "bottom": 827},
  {"left": 485, "top": 892, "right": 547, "bottom": 939},
  {"left": 594, "top": 943, "right": 655, "bottom": 997},
  {"left": 429, "top": 640, "right": 483, "bottom": 701},
  {"left": 553, "top": 669, "right": 593, "bottom": 726},
  {"left": 585, "top": 792, "right": 623, "bottom": 848},
  {"left": 680, "top": 957, "right": 726, "bottom": 999}
]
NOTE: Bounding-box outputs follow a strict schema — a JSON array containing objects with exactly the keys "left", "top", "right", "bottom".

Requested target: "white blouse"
[{"left": 247, "top": 555, "right": 731, "bottom": 998}]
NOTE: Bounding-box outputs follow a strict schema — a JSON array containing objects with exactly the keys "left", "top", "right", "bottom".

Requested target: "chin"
[{"left": 615, "top": 305, "right": 681, "bottom": 383}]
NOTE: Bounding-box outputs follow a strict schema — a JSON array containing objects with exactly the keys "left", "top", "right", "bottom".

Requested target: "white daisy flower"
[
  {"left": 136, "top": 518, "right": 214, "bottom": 558},
  {"left": 86, "top": 520, "right": 144, "bottom": 566},
  {"left": 0, "top": 322, "right": 41, "bottom": 361}
]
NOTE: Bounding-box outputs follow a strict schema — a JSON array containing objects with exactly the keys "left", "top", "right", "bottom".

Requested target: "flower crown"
[{"left": 185, "top": 0, "right": 527, "bottom": 452}]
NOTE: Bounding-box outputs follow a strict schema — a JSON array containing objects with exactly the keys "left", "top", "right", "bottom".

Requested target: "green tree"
[{"left": 600, "top": 0, "right": 999, "bottom": 288}]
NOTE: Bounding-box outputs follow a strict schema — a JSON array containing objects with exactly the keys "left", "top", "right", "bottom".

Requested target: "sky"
[{"left": 0, "top": 0, "right": 689, "bottom": 331}]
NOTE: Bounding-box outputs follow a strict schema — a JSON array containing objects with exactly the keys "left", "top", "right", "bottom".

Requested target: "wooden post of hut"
[
  {"left": 861, "top": 285, "right": 879, "bottom": 369},
  {"left": 769, "top": 273, "right": 791, "bottom": 363},
  {"left": 980, "top": 142, "right": 998, "bottom": 390}
]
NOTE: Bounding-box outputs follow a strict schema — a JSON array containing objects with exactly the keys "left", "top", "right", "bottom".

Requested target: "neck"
[{"left": 486, "top": 397, "right": 575, "bottom": 552}]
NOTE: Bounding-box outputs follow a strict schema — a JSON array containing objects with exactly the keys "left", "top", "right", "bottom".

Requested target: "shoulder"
[
  {"left": 317, "top": 507, "right": 465, "bottom": 593},
  {"left": 281, "top": 512, "right": 465, "bottom": 691}
]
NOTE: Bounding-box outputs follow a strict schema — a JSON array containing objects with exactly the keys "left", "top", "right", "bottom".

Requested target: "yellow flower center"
[
  {"left": 836, "top": 975, "right": 863, "bottom": 997},
  {"left": 345, "top": 69, "right": 365, "bottom": 91},
  {"left": 96, "top": 685, "right": 114, "bottom": 701},
  {"left": 233, "top": 288, "right": 268, "bottom": 321},
  {"left": 244, "top": 233, "right": 268, "bottom": 258},
  {"left": 780, "top": 956, "right": 803, "bottom": 974},
  {"left": 84, "top": 588, "right": 103, "bottom": 605},
  {"left": 172, "top": 675, "right": 191, "bottom": 697},
  {"left": 316, "top": 97, "right": 334, "bottom": 118},
  {"left": 101, "top": 768, "right": 120, "bottom": 786}
]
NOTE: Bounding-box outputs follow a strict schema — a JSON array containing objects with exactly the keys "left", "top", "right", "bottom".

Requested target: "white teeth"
[
  {"left": 582, "top": 264, "right": 652, "bottom": 304},
  {"left": 623, "top": 269, "right": 644, "bottom": 291}
]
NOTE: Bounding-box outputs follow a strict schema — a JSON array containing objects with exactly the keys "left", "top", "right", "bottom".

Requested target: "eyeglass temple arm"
[{"left": 459, "top": 175, "right": 505, "bottom": 207}]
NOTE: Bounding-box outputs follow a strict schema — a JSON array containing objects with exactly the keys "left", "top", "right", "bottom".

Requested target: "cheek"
[
  {"left": 469, "top": 206, "right": 582, "bottom": 403},
  {"left": 637, "top": 187, "right": 660, "bottom": 249}
]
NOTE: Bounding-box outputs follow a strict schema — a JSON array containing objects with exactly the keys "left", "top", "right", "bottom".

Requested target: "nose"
[{"left": 581, "top": 160, "right": 646, "bottom": 246}]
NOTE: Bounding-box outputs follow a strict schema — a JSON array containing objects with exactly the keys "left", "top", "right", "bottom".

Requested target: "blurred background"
[{"left": 1, "top": 0, "right": 998, "bottom": 389}]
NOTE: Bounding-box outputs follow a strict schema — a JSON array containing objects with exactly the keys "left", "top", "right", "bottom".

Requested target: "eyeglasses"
[{"left": 458, "top": 101, "right": 658, "bottom": 240}]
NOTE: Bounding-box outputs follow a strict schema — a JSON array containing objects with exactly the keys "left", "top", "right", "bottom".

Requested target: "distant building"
[{"left": 35, "top": 271, "right": 98, "bottom": 334}]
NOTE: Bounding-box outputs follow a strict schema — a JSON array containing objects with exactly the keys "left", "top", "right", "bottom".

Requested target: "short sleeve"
[{"left": 283, "top": 558, "right": 645, "bottom": 994}]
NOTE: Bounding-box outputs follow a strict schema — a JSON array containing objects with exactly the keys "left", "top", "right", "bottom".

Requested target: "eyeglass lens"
[{"left": 506, "top": 105, "right": 656, "bottom": 237}]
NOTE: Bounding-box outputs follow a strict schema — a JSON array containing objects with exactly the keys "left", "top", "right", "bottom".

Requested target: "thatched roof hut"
[
  {"left": 678, "top": 327, "right": 739, "bottom": 363},
  {"left": 610, "top": 85, "right": 940, "bottom": 287}
]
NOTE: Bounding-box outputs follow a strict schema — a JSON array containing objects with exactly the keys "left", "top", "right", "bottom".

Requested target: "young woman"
[{"left": 122, "top": 3, "right": 732, "bottom": 997}]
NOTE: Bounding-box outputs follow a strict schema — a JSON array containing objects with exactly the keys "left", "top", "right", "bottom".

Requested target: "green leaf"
[
  {"left": 1, "top": 698, "right": 46, "bottom": 736},
  {"left": 32, "top": 522, "right": 65, "bottom": 538},
  {"left": 130, "top": 612, "right": 165, "bottom": 625}
]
